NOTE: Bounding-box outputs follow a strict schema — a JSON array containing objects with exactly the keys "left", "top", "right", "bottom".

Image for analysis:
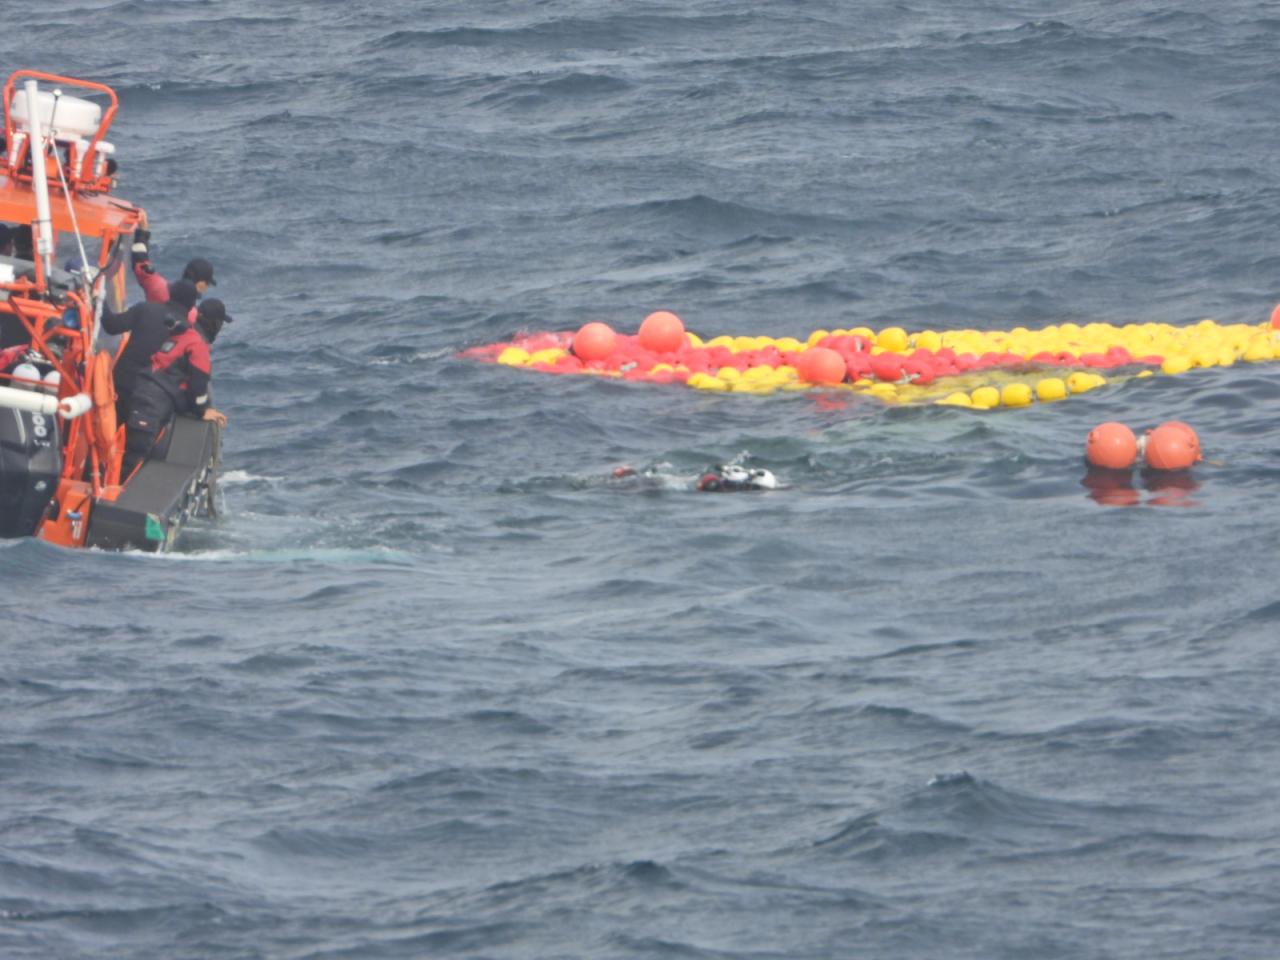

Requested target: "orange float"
[
  {"left": 573, "top": 321, "right": 617, "bottom": 362},
  {"left": 1158, "top": 421, "right": 1201, "bottom": 461},
  {"left": 1143, "top": 422, "right": 1200, "bottom": 470},
  {"left": 638, "top": 311, "right": 685, "bottom": 354},
  {"left": 1085, "top": 422, "right": 1137, "bottom": 469},
  {"left": 796, "top": 347, "right": 846, "bottom": 385}
]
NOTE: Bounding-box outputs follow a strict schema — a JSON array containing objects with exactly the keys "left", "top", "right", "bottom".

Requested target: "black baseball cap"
[
  {"left": 197, "top": 298, "right": 232, "bottom": 325},
  {"left": 183, "top": 257, "right": 216, "bottom": 286}
]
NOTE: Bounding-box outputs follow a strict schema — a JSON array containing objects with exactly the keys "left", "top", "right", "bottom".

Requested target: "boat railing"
[{"left": 1, "top": 71, "right": 120, "bottom": 195}]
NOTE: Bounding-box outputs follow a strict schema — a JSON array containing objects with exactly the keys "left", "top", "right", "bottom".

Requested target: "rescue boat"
[{"left": 0, "top": 70, "right": 219, "bottom": 551}]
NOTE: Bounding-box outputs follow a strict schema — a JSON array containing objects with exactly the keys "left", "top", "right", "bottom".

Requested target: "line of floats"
[{"left": 463, "top": 307, "right": 1280, "bottom": 409}]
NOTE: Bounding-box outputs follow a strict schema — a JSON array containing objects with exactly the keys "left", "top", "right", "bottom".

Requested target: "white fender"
[{"left": 57, "top": 393, "right": 92, "bottom": 419}]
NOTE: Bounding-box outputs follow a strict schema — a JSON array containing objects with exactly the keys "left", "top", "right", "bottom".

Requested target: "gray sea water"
[{"left": 4, "top": 2, "right": 1280, "bottom": 957}]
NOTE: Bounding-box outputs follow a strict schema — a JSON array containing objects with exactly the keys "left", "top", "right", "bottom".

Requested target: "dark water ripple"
[{"left": 5, "top": 1, "right": 1280, "bottom": 958}]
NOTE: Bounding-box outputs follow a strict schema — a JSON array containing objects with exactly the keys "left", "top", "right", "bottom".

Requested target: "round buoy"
[
  {"left": 876, "top": 327, "right": 909, "bottom": 352},
  {"left": 1001, "top": 383, "right": 1033, "bottom": 407},
  {"left": 573, "top": 321, "right": 617, "bottom": 362},
  {"left": 1036, "top": 378, "right": 1066, "bottom": 402},
  {"left": 1086, "top": 422, "right": 1137, "bottom": 469},
  {"left": 970, "top": 386, "right": 1000, "bottom": 408},
  {"left": 638, "top": 311, "right": 686, "bottom": 354},
  {"left": 796, "top": 347, "right": 847, "bottom": 385},
  {"left": 1159, "top": 421, "right": 1201, "bottom": 461},
  {"left": 1144, "top": 422, "right": 1199, "bottom": 470}
]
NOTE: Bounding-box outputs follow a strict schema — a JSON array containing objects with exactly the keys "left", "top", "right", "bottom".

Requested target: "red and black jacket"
[{"left": 138, "top": 326, "right": 212, "bottom": 415}]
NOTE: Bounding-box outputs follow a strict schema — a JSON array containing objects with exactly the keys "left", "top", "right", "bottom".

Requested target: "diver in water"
[
  {"left": 610, "top": 463, "right": 779, "bottom": 492},
  {"left": 696, "top": 464, "right": 778, "bottom": 492}
]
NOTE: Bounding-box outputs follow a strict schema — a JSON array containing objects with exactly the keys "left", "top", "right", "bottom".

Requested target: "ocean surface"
[{"left": 4, "top": 2, "right": 1280, "bottom": 957}]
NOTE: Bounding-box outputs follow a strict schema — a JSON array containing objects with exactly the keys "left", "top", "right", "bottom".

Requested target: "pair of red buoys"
[
  {"left": 1086, "top": 421, "right": 1201, "bottom": 470},
  {"left": 575, "top": 312, "right": 686, "bottom": 360}
]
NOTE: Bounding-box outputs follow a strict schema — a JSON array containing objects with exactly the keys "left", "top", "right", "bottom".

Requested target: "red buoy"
[
  {"left": 870, "top": 353, "right": 904, "bottom": 382},
  {"left": 1144, "top": 422, "right": 1199, "bottom": 470},
  {"left": 573, "top": 321, "right": 617, "bottom": 362},
  {"left": 1086, "top": 422, "right": 1137, "bottom": 469},
  {"left": 1159, "top": 421, "right": 1201, "bottom": 461},
  {"left": 796, "top": 347, "right": 847, "bottom": 385},
  {"left": 638, "top": 311, "right": 686, "bottom": 354},
  {"left": 1271, "top": 303, "right": 1280, "bottom": 330}
]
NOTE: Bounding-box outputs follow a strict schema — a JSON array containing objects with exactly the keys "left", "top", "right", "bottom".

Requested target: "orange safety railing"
[{"left": 1, "top": 70, "right": 120, "bottom": 194}]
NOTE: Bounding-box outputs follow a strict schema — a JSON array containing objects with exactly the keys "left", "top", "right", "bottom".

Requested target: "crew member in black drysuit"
[
  {"left": 118, "top": 297, "right": 231, "bottom": 479},
  {"left": 100, "top": 278, "right": 200, "bottom": 417}
]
